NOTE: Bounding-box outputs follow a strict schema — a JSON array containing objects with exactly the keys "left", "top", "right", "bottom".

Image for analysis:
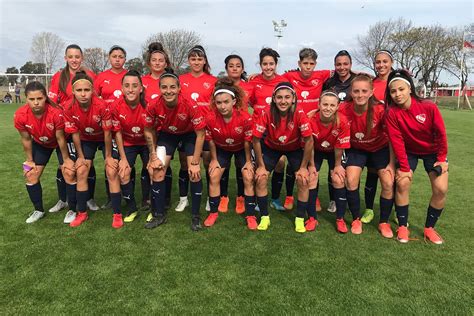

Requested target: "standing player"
[
  {"left": 385, "top": 69, "right": 448, "bottom": 244},
  {"left": 143, "top": 70, "right": 206, "bottom": 231},
  {"left": 14, "top": 81, "right": 74, "bottom": 224},
  {"left": 252, "top": 82, "right": 313, "bottom": 232}
]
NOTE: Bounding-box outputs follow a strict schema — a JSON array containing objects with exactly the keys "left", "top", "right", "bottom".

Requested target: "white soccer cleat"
[
  {"left": 26, "top": 210, "right": 45, "bottom": 224},
  {"left": 327, "top": 200, "right": 336, "bottom": 213},
  {"left": 48, "top": 200, "right": 68, "bottom": 213},
  {"left": 175, "top": 197, "right": 189, "bottom": 212},
  {"left": 63, "top": 210, "right": 77, "bottom": 224},
  {"left": 87, "top": 199, "right": 99, "bottom": 211}
]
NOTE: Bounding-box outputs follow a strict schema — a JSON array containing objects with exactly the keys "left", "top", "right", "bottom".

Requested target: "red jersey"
[
  {"left": 205, "top": 109, "right": 252, "bottom": 152},
  {"left": 339, "top": 102, "right": 388, "bottom": 152},
  {"left": 373, "top": 78, "right": 387, "bottom": 104},
  {"left": 283, "top": 70, "right": 331, "bottom": 113},
  {"left": 95, "top": 68, "right": 127, "bottom": 104},
  {"left": 64, "top": 96, "right": 112, "bottom": 142},
  {"left": 48, "top": 69, "right": 97, "bottom": 108},
  {"left": 385, "top": 97, "right": 448, "bottom": 172},
  {"left": 253, "top": 108, "right": 312, "bottom": 151},
  {"left": 14, "top": 103, "right": 65, "bottom": 149},
  {"left": 142, "top": 74, "right": 161, "bottom": 104},
  {"left": 111, "top": 97, "right": 147, "bottom": 146},
  {"left": 237, "top": 80, "right": 255, "bottom": 112},
  {"left": 309, "top": 113, "right": 351, "bottom": 153},
  {"left": 179, "top": 72, "right": 217, "bottom": 116},
  {"left": 248, "top": 74, "right": 286, "bottom": 115},
  {"left": 145, "top": 94, "right": 206, "bottom": 134}
]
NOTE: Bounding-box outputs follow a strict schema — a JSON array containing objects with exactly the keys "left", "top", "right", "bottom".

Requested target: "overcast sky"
[{"left": 0, "top": 0, "right": 472, "bottom": 84}]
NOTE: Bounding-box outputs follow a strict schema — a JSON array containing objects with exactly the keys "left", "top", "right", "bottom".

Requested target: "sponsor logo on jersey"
[
  {"left": 265, "top": 97, "right": 272, "bottom": 105},
  {"left": 183, "top": 82, "right": 189, "bottom": 87},
  {"left": 119, "top": 114, "right": 126, "bottom": 120},
  {"left": 340, "top": 136, "right": 350, "bottom": 144},
  {"left": 355, "top": 132, "right": 365, "bottom": 140},
  {"left": 234, "top": 126, "right": 243, "bottom": 134},
  {"left": 191, "top": 117, "right": 203, "bottom": 125},
  {"left": 416, "top": 114, "right": 426, "bottom": 124},
  {"left": 131, "top": 126, "right": 141, "bottom": 133},
  {"left": 300, "top": 123, "right": 309, "bottom": 131},
  {"left": 85, "top": 127, "right": 95, "bottom": 134},
  {"left": 72, "top": 115, "right": 80, "bottom": 121},
  {"left": 113, "top": 90, "right": 122, "bottom": 98},
  {"left": 321, "top": 140, "right": 330, "bottom": 148},
  {"left": 46, "top": 123, "right": 54, "bottom": 131},
  {"left": 191, "top": 92, "right": 199, "bottom": 101},
  {"left": 278, "top": 135, "right": 287, "bottom": 143},
  {"left": 225, "top": 138, "right": 234, "bottom": 144},
  {"left": 39, "top": 136, "right": 49, "bottom": 143},
  {"left": 338, "top": 92, "right": 346, "bottom": 100},
  {"left": 256, "top": 84, "right": 263, "bottom": 89},
  {"left": 301, "top": 91, "right": 309, "bottom": 99},
  {"left": 213, "top": 128, "right": 221, "bottom": 133},
  {"left": 293, "top": 80, "right": 299, "bottom": 85},
  {"left": 177, "top": 113, "right": 187, "bottom": 121}
]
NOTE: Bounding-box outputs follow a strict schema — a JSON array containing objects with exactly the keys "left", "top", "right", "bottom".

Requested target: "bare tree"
[
  {"left": 142, "top": 29, "right": 201, "bottom": 73},
  {"left": 30, "top": 32, "right": 65, "bottom": 74},
  {"left": 83, "top": 47, "right": 109, "bottom": 74},
  {"left": 445, "top": 26, "right": 474, "bottom": 91}
]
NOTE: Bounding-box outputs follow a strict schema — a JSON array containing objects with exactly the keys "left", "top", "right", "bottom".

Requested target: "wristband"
[{"left": 190, "top": 161, "right": 200, "bottom": 166}]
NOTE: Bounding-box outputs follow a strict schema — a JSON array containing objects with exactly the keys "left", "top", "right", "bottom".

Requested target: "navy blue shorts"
[
  {"left": 83, "top": 140, "right": 119, "bottom": 160},
  {"left": 261, "top": 143, "right": 303, "bottom": 173},
  {"left": 32, "top": 142, "right": 55, "bottom": 166},
  {"left": 56, "top": 139, "right": 78, "bottom": 165},
  {"left": 345, "top": 146, "right": 389, "bottom": 170},
  {"left": 216, "top": 147, "right": 246, "bottom": 169},
  {"left": 396, "top": 153, "right": 446, "bottom": 173},
  {"left": 158, "top": 132, "right": 196, "bottom": 157},
  {"left": 124, "top": 145, "right": 149, "bottom": 167},
  {"left": 314, "top": 150, "right": 335, "bottom": 172}
]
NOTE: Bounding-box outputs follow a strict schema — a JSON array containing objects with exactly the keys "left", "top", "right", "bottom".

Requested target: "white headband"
[
  {"left": 389, "top": 77, "right": 411, "bottom": 87},
  {"left": 214, "top": 89, "right": 235, "bottom": 97},
  {"left": 320, "top": 91, "right": 339, "bottom": 99},
  {"left": 274, "top": 85, "right": 295, "bottom": 94},
  {"left": 376, "top": 50, "right": 394, "bottom": 60},
  {"left": 189, "top": 47, "right": 205, "bottom": 55}
]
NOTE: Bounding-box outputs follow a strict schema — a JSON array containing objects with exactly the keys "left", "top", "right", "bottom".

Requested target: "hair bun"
[{"left": 148, "top": 42, "right": 164, "bottom": 53}]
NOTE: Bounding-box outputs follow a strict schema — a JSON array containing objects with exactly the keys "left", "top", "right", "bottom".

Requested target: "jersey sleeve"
[
  {"left": 63, "top": 109, "right": 79, "bottom": 135},
  {"left": 111, "top": 106, "right": 121, "bottom": 132},
  {"left": 94, "top": 74, "right": 103, "bottom": 97},
  {"left": 144, "top": 101, "right": 157, "bottom": 129},
  {"left": 53, "top": 110, "right": 65, "bottom": 130},
  {"left": 48, "top": 72, "right": 61, "bottom": 103},
  {"left": 385, "top": 108, "right": 410, "bottom": 172},
  {"left": 252, "top": 111, "right": 267, "bottom": 139},
  {"left": 190, "top": 103, "right": 206, "bottom": 130},
  {"left": 431, "top": 104, "right": 448, "bottom": 162},
  {"left": 13, "top": 109, "right": 27, "bottom": 132},
  {"left": 100, "top": 104, "right": 113, "bottom": 131},
  {"left": 244, "top": 115, "right": 253, "bottom": 142},
  {"left": 297, "top": 110, "right": 312, "bottom": 138},
  {"left": 335, "top": 116, "right": 351, "bottom": 149}
]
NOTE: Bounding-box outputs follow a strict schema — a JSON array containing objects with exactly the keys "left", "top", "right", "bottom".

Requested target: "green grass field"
[{"left": 1, "top": 101, "right": 473, "bottom": 314}]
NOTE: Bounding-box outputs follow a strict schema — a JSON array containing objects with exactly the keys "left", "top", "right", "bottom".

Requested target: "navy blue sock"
[
  {"left": 285, "top": 166, "right": 295, "bottom": 197},
  {"left": 110, "top": 192, "right": 122, "bottom": 215},
  {"left": 190, "top": 180, "right": 202, "bottom": 216},
  {"left": 66, "top": 183, "right": 77, "bottom": 212},
  {"left": 220, "top": 168, "right": 230, "bottom": 197},
  {"left": 209, "top": 196, "right": 220, "bottom": 213},
  {"left": 365, "top": 172, "right": 378, "bottom": 210},
  {"left": 271, "top": 171, "right": 284, "bottom": 200},
  {"left": 151, "top": 180, "right": 166, "bottom": 216},
  {"left": 87, "top": 166, "right": 96, "bottom": 200},
  {"left": 395, "top": 204, "right": 409, "bottom": 226},
  {"left": 307, "top": 188, "right": 318, "bottom": 218},
  {"left": 425, "top": 205, "right": 443, "bottom": 228},
  {"left": 346, "top": 188, "right": 361, "bottom": 220},
  {"left": 56, "top": 169, "right": 67, "bottom": 202},
  {"left": 296, "top": 200, "right": 308, "bottom": 218},
  {"left": 121, "top": 181, "right": 137, "bottom": 212},
  {"left": 257, "top": 196, "right": 269, "bottom": 216},
  {"left": 76, "top": 190, "right": 89, "bottom": 212},
  {"left": 327, "top": 171, "right": 334, "bottom": 201},
  {"left": 26, "top": 182, "right": 43, "bottom": 212},
  {"left": 178, "top": 169, "right": 189, "bottom": 197},
  {"left": 140, "top": 168, "right": 150, "bottom": 202},
  {"left": 236, "top": 167, "right": 244, "bottom": 197},
  {"left": 379, "top": 197, "right": 394, "bottom": 223},
  {"left": 334, "top": 187, "right": 347, "bottom": 219},
  {"left": 245, "top": 195, "right": 256, "bottom": 217},
  {"left": 165, "top": 168, "right": 172, "bottom": 203},
  {"left": 130, "top": 166, "right": 136, "bottom": 197}
]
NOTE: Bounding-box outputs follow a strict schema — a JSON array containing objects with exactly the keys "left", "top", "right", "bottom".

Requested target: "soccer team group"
[{"left": 13, "top": 42, "right": 449, "bottom": 244}]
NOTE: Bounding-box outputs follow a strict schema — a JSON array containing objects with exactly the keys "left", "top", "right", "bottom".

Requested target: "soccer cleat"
[
  {"left": 191, "top": 216, "right": 202, "bottom": 231},
  {"left": 144, "top": 214, "right": 167, "bottom": 229},
  {"left": 112, "top": 213, "right": 123, "bottom": 229},
  {"left": 48, "top": 200, "right": 68, "bottom": 213},
  {"left": 424, "top": 227, "right": 444, "bottom": 245},
  {"left": 304, "top": 216, "right": 319, "bottom": 231},
  {"left": 218, "top": 196, "right": 229, "bottom": 213},
  {"left": 397, "top": 226, "right": 410, "bottom": 243},
  {"left": 270, "top": 199, "right": 285, "bottom": 211},
  {"left": 205, "top": 198, "right": 210, "bottom": 212},
  {"left": 327, "top": 200, "right": 336, "bottom": 213},
  {"left": 70, "top": 211, "right": 88, "bottom": 227},
  {"left": 246, "top": 216, "right": 258, "bottom": 230},
  {"left": 361, "top": 209, "right": 374, "bottom": 223},
  {"left": 235, "top": 196, "right": 245, "bottom": 214},
  {"left": 124, "top": 211, "right": 138, "bottom": 223},
  {"left": 204, "top": 212, "right": 219, "bottom": 227},
  {"left": 87, "top": 199, "right": 99, "bottom": 211},
  {"left": 316, "top": 197, "right": 322, "bottom": 212},
  {"left": 336, "top": 218, "right": 348, "bottom": 233},
  {"left": 351, "top": 219, "right": 363, "bottom": 235},
  {"left": 101, "top": 199, "right": 112, "bottom": 209},
  {"left": 257, "top": 215, "right": 270, "bottom": 231},
  {"left": 284, "top": 196, "right": 294, "bottom": 210},
  {"left": 175, "top": 197, "right": 189, "bottom": 212},
  {"left": 295, "top": 217, "right": 306, "bottom": 233},
  {"left": 26, "top": 210, "right": 45, "bottom": 224},
  {"left": 378, "top": 222, "right": 394, "bottom": 238},
  {"left": 63, "top": 210, "right": 77, "bottom": 224},
  {"left": 146, "top": 212, "right": 153, "bottom": 222}
]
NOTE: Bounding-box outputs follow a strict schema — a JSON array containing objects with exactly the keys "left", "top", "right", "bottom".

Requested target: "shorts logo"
[
  {"left": 234, "top": 126, "right": 243, "bottom": 134},
  {"left": 39, "top": 136, "right": 49, "bottom": 143},
  {"left": 265, "top": 97, "right": 272, "bottom": 105},
  {"left": 321, "top": 141, "right": 330, "bottom": 148},
  {"left": 168, "top": 126, "right": 177, "bottom": 132},
  {"left": 288, "top": 122, "right": 294, "bottom": 130},
  {"left": 203, "top": 82, "right": 211, "bottom": 89},
  {"left": 355, "top": 132, "right": 365, "bottom": 140},
  {"left": 416, "top": 114, "right": 426, "bottom": 124},
  {"left": 113, "top": 90, "right": 122, "bottom": 98},
  {"left": 85, "top": 127, "right": 95, "bottom": 134},
  {"left": 278, "top": 135, "right": 287, "bottom": 143},
  {"left": 191, "top": 93, "right": 199, "bottom": 101},
  {"left": 225, "top": 138, "right": 234, "bottom": 144},
  {"left": 301, "top": 91, "right": 309, "bottom": 99},
  {"left": 131, "top": 126, "right": 141, "bottom": 133},
  {"left": 46, "top": 123, "right": 54, "bottom": 131},
  {"left": 93, "top": 115, "right": 101, "bottom": 123},
  {"left": 245, "top": 130, "right": 252, "bottom": 137},
  {"left": 178, "top": 113, "right": 187, "bottom": 121},
  {"left": 331, "top": 129, "right": 339, "bottom": 137},
  {"left": 151, "top": 94, "right": 159, "bottom": 100},
  {"left": 311, "top": 79, "right": 319, "bottom": 86}
]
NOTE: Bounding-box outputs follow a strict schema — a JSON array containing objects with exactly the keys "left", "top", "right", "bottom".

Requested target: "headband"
[
  {"left": 376, "top": 50, "right": 394, "bottom": 60},
  {"left": 320, "top": 91, "right": 339, "bottom": 99},
  {"left": 388, "top": 77, "right": 411, "bottom": 87},
  {"left": 159, "top": 72, "right": 179, "bottom": 81},
  {"left": 189, "top": 47, "right": 205, "bottom": 55},
  {"left": 72, "top": 78, "right": 92, "bottom": 87},
  {"left": 214, "top": 89, "right": 235, "bottom": 97},
  {"left": 274, "top": 84, "right": 295, "bottom": 94}
]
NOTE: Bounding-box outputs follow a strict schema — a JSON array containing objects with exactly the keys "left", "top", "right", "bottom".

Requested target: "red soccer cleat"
[
  {"left": 70, "top": 211, "right": 88, "bottom": 227},
  {"left": 235, "top": 196, "right": 245, "bottom": 214},
  {"left": 424, "top": 227, "right": 444, "bottom": 245},
  {"left": 336, "top": 218, "right": 348, "bottom": 233},
  {"left": 204, "top": 212, "right": 219, "bottom": 227},
  {"left": 304, "top": 217, "right": 319, "bottom": 231},
  {"left": 378, "top": 222, "right": 393, "bottom": 238},
  {"left": 351, "top": 219, "right": 363, "bottom": 235},
  {"left": 218, "top": 196, "right": 229, "bottom": 213},
  {"left": 246, "top": 215, "right": 258, "bottom": 230},
  {"left": 397, "top": 226, "right": 410, "bottom": 243},
  {"left": 112, "top": 213, "right": 123, "bottom": 229}
]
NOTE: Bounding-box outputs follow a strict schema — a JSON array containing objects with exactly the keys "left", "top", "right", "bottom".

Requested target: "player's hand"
[
  {"left": 208, "top": 159, "right": 221, "bottom": 176},
  {"left": 296, "top": 167, "right": 310, "bottom": 186},
  {"left": 434, "top": 161, "right": 449, "bottom": 174},
  {"left": 188, "top": 163, "right": 201, "bottom": 181},
  {"left": 242, "top": 161, "right": 255, "bottom": 177},
  {"left": 332, "top": 165, "right": 346, "bottom": 183},
  {"left": 255, "top": 166, "right": 268, "bottom": 181},
  {"left": 395, "top": 169, "right": 413, "bottom": 182},
  {"left": 105, "top": 156, "right": 118, "bottom": 170},
  {"left": 118, "top": 159, "right": 131, "bottom": 179},
  {"left": 308, "top": 165, "right": 318, "bottom": 184}
]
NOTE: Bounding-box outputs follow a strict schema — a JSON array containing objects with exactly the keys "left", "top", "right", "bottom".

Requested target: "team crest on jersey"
[
  {"left": 131, "top": 126, "right": 141, "bottom": 133},
  {"left": 256, "top": 124, "right": 265, "bottom": 133},
  {"left": 331, "top": 129, "right": 339, "bottom": 137},
  {"left": 113, "top": 90, "right": 122, "bottom": 98},
  {"left": 416, "top": 114, "right": 426, "bottom": 124},
  {"left": 321, "top": 141, "right": 330, "bottom": 148},
  {"left": 288, "top": 122, "right": 294, "bottom": 130},
  {"left": 85, "top": 127, "right": 95, "bottom": 134},
  {"left": 355, "top": 132, "right": 365, "bottom": 140},
  {"left": 311, "top": 79, "right": 320, "bottom": 86},
  {"left": 203, "top": 82, "right": 211, "bottom": 89},
  {"left": 145, "top": 116, "right": 152, "bottom": 123},
  {"left": 39, "top": 136, "right": 49, "bottom": 143},
  {"left": 46, "top": 123, "right": 54, "bottom": 131},
  {"left": 234, "top": 126, "right": 243, "bottom": 134},
  {"left": 168, "top": 126, "right": 177, "bottom": 132},
  {"left": 278, "top": 135, "right": 287, "bottom": 143},
  {"left": 192, "top": 117, "right": 203, "bottom": 125},
  {"left": 93, "top": 115, "right": 101, "bottom": 123},
  {"left": 191, "top": 93, "right": 199, "bottom": 101},
  {"left": 178, "top": 113, "right": 187, "bottom": 121},
  {"left": 301, "top": 91, "right": 309, "bottom": 99},
  {"left": 225, "top": 138, "right": 235, "bottom": 144}
]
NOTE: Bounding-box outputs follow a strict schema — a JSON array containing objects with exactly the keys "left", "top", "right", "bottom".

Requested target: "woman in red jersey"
[
  {"left": 14, "top": 82, "right": 73, "bottom": 224},
  {"left": 62, "top": 71, "right": 120, "bottom": 228},
  {"left": 144, "top": 70, "right": 206, "bottom": 231},
  {"left": 252, "top": 82, "right": 313, "bottom": 233},
  {"left": 339, "top": 74, "right": 395, "bottom": 237},
  {"left": 177, "top": 45, "right": 217, "bottom": 213},
  {"left": 95, "top": 45, "right": 127, "bottom": 104},
  {"left": 110, "top": 70, "right": 150, "bottom": 224},
  {"left": 306, "top": 91, "right": 350, "bottom": 232},
  {"left": 385, "top": 69, "right": 448, "bottom": 245},
  {"left": 203, "top": 78, "right": 255, "bottom": 229}
]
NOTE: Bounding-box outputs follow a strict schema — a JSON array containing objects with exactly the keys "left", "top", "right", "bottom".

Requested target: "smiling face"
[
  {"left": 72, "top": 81, "right": 93, "bottom": 106},
  {"left": 109, "top": 49, "right": 126, "bottom": 71},
  {"left": 351, "top": 79, "right": 373, "bottom": 107},
  {"left": 215, "top": 92, "right": 235, "bottom": 118},
  {"left": 26, "top": 90, "right": 47, "bottom": 115},
  {"left": 226, "top": 58, "right": 244, "bottom": 81},
  {"left": 389, "top": 79, "right": 412, "bottom": 108},
  {"left": 319, "top": 95, "right": 339, "bottom": 120},
  {"left": 335, "top": 55, "right": 352, "bottom": 80},
  {"left": 298, "top": 57, "right": 316, "bottom": 79},
  {"left": 122, "top": 75, "right": 142, "bottom": 104},
  {"left": 188, "top": 54, "right": 206, "bottom": 75},
  {"left": 260, "top": 56, "right": 277, "bottom": 80},
  {"left": 65, "top": 48, "right": 83, "bottom": 72},
  {"left": 273, "top": 88, "right": 295, "bottom": 115},
  {"left": 159, "top": 76, "right": 180, "bottom": 105},
  {"left": 375, "top": 52, "right": 393, "bottom": 78}
]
